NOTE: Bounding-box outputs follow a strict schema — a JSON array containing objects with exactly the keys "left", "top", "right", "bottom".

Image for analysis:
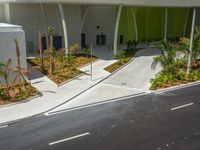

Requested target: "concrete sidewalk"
[
  {"left": 0, "top": 47, "right": 161, "bottom": 125},
  {"left": 47, "top": 48, "right": 162, "bottom": 115},
  {"left": 0, "top": 59, "right": 116, "bottom": 125}
]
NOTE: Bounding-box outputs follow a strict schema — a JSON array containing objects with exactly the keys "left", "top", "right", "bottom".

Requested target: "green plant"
[
  {"left": 0, "top": 59, "right": 11, "bottom": 88},
  {"left": 83, "top": 48, "right": 91, "bottom": 58},
  {"left": 48, "top": 26, "right": 56, "bottom": 75},
  {"left": 126, "top": 40, "right": 134, "bottom": 49},
  {"left": 69, "top": 44, "right": 80, "bottom": 56},
  {"left": 114, "top": 50, "right": 127, "bottom": 62},
  {"left": 151, "top": 40, "right": 176, "bottom": 73},
  {"left": 177, "top": 26, "right": 200, "bottom": 61},
  {"left": 38, "top": 31, "right": 44, "bottom": 69},
  {"left": 13, "top": 38, "right": 29, "bottom": 86}
]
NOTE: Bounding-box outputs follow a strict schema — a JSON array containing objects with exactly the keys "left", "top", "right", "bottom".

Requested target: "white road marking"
[
  {"left": 0, "top": 125, "right": 8, "bottom": 129},
  {"left": 49, "top": 132, "right": 90, "bottom": 146},
  {"left": 171, "top": 103, "right": 194, "bottom": 111}
]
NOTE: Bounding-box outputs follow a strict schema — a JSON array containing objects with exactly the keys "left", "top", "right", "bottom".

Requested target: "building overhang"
[{"left": 0, "top": 0, "right": 200, "bottom": 8}]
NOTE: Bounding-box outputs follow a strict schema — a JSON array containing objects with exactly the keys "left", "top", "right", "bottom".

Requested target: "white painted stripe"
[
  {"left": 0, "top": 125, "right": 8, "bottom": 129},
  {"left": 49, "top": 132, "right": 90, "bottom": 146},
  {"left": 45, "top": 92, "right": 146, "bottom": 116},
  {"left": 171, "top": 103, "right": 194, "bottom": 111}
]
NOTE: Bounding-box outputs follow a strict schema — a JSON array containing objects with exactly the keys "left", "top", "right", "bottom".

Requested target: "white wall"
[
  {"left": 0, "top": 24, "right": 27, "bottom": 84},
  {"left": 9, "top": 3, "right": 81, "bottom": 54},
  {"left": 82, "top": 6, "right": 117, "bottom": 45},
  {"left": 0, "top": 4, "right": 5, "bottom": 22}
]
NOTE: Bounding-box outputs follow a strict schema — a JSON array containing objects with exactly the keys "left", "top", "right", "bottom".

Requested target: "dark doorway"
[
  {"left": 42, "top": 36, "right": 62, "bottom": 50},
  {"left": 120, "top": 35, "right": 123, "bottom": 44},
  {"left": 96, "top": 34, "right": 106, "bottom": 45},
  {"left": 81, "top": 33, "right": 86, "bottom": 48}
]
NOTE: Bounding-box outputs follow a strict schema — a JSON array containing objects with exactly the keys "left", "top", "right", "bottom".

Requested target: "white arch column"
[
  {"left": 187, "top": 8, "right": 196, "bottom": 74},
  {"left": 114, "top": 5, "right": 122, "bottom": 55},
  {"left": 80, "top": 6, "right": 89, "bottom": 35},
  {"left": 131, "top": 7, "right": 138, "bottom": 43},
  {"left": 58, "top": 3, "right": 69, "bottom": 54}
]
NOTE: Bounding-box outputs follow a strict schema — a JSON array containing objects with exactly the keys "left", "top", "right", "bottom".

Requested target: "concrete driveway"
[
  {"left": 47, "top": 48, "right": 162, "bottom": 114},
  {"left": 104, "top": 48, "right": 161, "bottom": 91}
]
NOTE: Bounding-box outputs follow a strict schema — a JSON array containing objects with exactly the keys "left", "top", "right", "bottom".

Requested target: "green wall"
[{"left": 118, "top": 7, "right": 192, "bottom": 44}]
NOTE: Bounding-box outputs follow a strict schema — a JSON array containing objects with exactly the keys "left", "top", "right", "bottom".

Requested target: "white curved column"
[
  {"left": 187, "top": 8, "right": 196, "bottom": 74},
  {"left": 114, "top": 5, "right": 122, "bottom": 55},
  {"left": 40, "top": 3, "right": 49, "bottom": 50},
  {"left": 80, "top": 6, "right": 89, "bottom": 35},
  {"left": 131, "top": 7, "right": 138, "bottom": 43},
  {"left": 58, "top": 3, "right": 69, "bottom": 54},
  {"left": 164, "top": 8, "right": 168, "bottom": 40}
]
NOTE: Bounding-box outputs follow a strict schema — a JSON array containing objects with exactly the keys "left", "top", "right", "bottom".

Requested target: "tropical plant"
[
  {"left": 38, "top": 31, "right": 44, "bottom": 69},
  {"left": 193, "top": 26, "right": 200, "bottom": 59},
  {"left": 0, "top": 59, "right": 12, "bottom": 98},
  {"left": 13, "top": 38, "right": 29, "bottom": 84},
  {"left": 151, "top": 40, "right": 177, "bottom": 73},
  {"left": 48, "top": 26, "right": 56, "bottom": 75},
  {"left": 83, "top": 47, "right": 91, "bottom": 58},
  {"left": 114, "top": 50, "right": 127, "bottom": 62},
  {"left": 0, "top": 59, "right": 11, "bottom": 88},
  {"left": 177, "top": 26, "right": 200, "bottom": 60},
  {"left": 126, "top": 40, "right": 134, "bottom": 49},
  {"left": 69, "top": 44, "right": 80, "bottom": 56}
]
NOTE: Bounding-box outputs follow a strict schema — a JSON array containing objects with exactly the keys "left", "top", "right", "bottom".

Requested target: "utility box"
[{"left": 0, "top": 23, "right": 27, "bottom": 84}]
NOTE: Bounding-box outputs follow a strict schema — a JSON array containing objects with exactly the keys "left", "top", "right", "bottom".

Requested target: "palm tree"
[
  {"left": 0, "top": 59, "right": 11, "bottom": 98},
  {"left": 151, "top": 40, "right": 176, "bottom": 73},
  {"left": 48, "top": 26, "right": 56, "bottom": 75},
  {"left": 193, "top": 26, "right": 200, "bottom": 60},
  {"left": 13, "top": 38, "right": 28, "bottom": 85},
  {"left": 38, "top": 31, "right": 44, "bottom": 69},
  {"left": 177, "top": 26, "right": 200, "bottom": 60}
]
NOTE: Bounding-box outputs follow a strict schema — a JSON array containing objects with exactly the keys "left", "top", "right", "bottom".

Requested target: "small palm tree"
[
  {"left": 48, "top": 26, "right": 56, "bottom": 75},
  {"left": 38, "top": 31, "right": 44, "bottom": 69},
  {"left": 0, "top": 59, "right": 11, "bottom": 88},
  {"left": 13, "top": 38, "right": 29, "bottom": 85},
  {"left": 193, "top": 26, "right": 200, "bottom": 60},
  {"left": 0, "top": 59, "right": 12, "bottom": 98},
  {"left": 151, "top": 40, "right": 176, "bottom": 73}
]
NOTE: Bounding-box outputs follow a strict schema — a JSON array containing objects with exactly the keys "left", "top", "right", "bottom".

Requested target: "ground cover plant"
[
  {"left": 150, "top": 26, "right": 200, "bottom": 90},
  {"left": 28, "top": 52, "right": 97, "bottom": 85},
  {"left": 105, "top": 48, "right": 141, "bottom": 73},
  {"left": 0, "top": 38, "right": 39, "bottom": 105},
  {"left": 28, "top": 26, "right": 97, "bottom": 85}
]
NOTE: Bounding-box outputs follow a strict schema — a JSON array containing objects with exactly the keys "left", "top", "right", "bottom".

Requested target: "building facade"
[{"left": 0, "top": 0, "right": 200, "bottom": 54}]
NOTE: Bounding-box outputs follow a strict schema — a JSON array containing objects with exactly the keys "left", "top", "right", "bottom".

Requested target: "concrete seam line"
[{"left": 45, "top": 92, "right": 146, "bottom": 116}]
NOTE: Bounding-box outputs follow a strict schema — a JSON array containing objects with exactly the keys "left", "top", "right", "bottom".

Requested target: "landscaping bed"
[
  {"left": 28, "top": 53, "right": 97, "bottom": 85},
  {"left": 0, "top": 83, "right": 39, "bottom": 106},
  {"left": 150, "top": 59, "right": 200, "bottom": 90},
  {"left": 105, "top": 48, "right": 140, "bottom": 73}
]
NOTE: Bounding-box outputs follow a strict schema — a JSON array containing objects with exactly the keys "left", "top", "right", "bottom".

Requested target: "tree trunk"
[{"left": 38, "top": 32, "right": 44, "bottom": 68}]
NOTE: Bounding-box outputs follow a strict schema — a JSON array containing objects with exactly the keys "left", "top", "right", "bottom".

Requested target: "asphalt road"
[{"left": 0, "top": 84, "right": 200, "bottom": 150}]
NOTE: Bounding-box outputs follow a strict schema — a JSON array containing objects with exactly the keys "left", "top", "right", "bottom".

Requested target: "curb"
[
  {"left": 150, "top": 80, "right": 200, "bottom": 93},
  {"left": 105, "top": 57, "right": 135, "bottom": 75},
  {"left": 46, "top": 92, "right": 147, "bottom": 116}
]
